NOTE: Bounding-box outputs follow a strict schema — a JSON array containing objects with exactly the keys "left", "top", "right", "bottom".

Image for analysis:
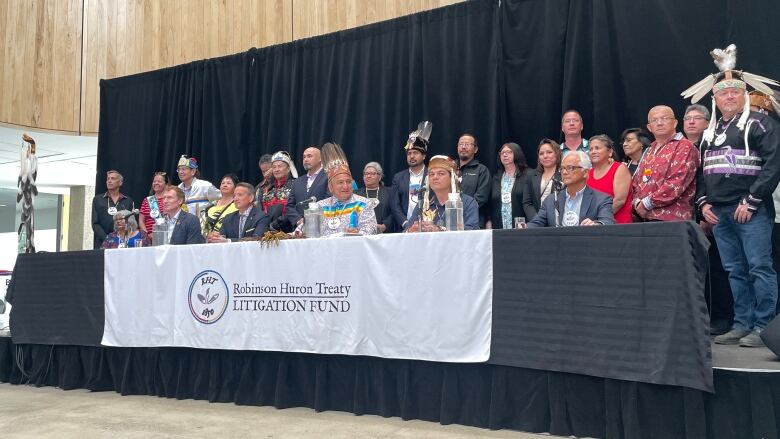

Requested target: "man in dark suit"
[
  {"left": 161, "top": 185, "right": 204, "bottom": 245},
  {"left": 390, "top": 132, "right": 428, "bottom": 230},
  {"left": 210, "top": 182, "right": 269, "bottom": 242},
  {"left": 528, "top": 151, "right": 615, "bottom": 227},
  {"left": 285, "top": 146, "right": 330, "bottom": 227}
]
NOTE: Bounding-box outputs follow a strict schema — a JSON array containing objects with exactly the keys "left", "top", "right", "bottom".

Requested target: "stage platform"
[
  {"left": 3, "top": 224, "right": 776, "bottom": 438},
  {"left": 712, "top": 340, "right": 780, "bottom": 372},
  {"left": 2, "top": 336, "right": 780, "bottom": 439}
]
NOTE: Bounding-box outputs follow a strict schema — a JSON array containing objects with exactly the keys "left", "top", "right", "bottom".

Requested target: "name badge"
[
  {"left": 642, "top": 168, "right": 652, "bottom": 183},
  {"left": 501, "top": 193, "right": 511, "bottom": 204},
  {"left": 563, "top": 211, "right": 579, "bottom": 227},
  {"left": 327, "top": 217, "right": 341, "bottom": 230},
  {"left": 150, "top": 209, "right": 160, "bottom": 218},
  {"left": 107, "top": 206, "right": 118, "bottom": 215}
]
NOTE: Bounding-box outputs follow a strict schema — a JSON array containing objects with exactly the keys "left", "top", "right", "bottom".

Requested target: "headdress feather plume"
[{"left": 321, "top": 142, "right": 351, "bottom": 180}]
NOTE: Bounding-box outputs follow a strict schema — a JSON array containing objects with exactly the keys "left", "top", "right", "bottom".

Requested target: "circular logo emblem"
[{"left": 188, "top": 270, "right": 229, "bottom": 324}]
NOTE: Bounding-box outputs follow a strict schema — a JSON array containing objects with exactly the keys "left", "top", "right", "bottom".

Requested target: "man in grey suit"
[
  {"left": 161, "top": 185, "right": 205, "bottom": 245},
  {"left": 528, "top": 151, "right": 615, "bottom": 227}
]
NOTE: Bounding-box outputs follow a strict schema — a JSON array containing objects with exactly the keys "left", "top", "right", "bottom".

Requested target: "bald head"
[
  {"left": 646, "top": 105, "right": 677, "bottom": 142},
  {"left": 303, "top": 147, "right": 321, "bottom": 173},
  {"left": 648, "top": 105, "right": 674, "bottom": 118}
]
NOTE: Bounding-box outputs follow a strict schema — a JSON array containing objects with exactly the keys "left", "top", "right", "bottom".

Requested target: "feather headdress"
[
  {"left": 681, "top": 44, "right": 780, "bottom": 111},
  {"left": 681, "top": 44, "right": 780, "bottom": 141},
  {"left": 404, "top": 121, "right": 433, "bottom": 153},
  {"left": 321, "top": 142, "right": 351, "bottom": 180}
]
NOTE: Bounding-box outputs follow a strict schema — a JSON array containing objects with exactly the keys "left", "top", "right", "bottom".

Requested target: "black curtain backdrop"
[{"left": 97, "top": 0, "right": 780, "bottom": 202}]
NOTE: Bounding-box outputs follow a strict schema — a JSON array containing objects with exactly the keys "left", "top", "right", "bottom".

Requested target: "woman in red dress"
[
  {"left": 587, "top": 135, "right": 633, "bottom": 223},
  {"left": 138, "top": 172, "right": 169, "bottom": 233}
]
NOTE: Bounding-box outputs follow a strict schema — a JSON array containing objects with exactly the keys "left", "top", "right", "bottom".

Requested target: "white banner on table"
[{"left": 103, "top": 231, "right": 493, "bottom": 363}]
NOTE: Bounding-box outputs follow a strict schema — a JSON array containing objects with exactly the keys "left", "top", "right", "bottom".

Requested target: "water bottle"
[
  {"left": 444, "top": 193, "right": 464, "bottom": 231},
  {"left": 152, "top": 222, "right": 170, "bottom": 246},
  {"left": 349, "top": 210, "right": 358, "bottom": 229},
  {"left": 304, "top": 204, "right": 322, "bottom": 238}
]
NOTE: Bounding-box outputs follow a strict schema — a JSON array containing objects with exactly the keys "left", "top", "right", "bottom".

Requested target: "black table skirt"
[
  {"left": 7, "top": 222, "right": 713, "bottom": 392},
  {"left": 1, "top": 338, "right": 777, "bottom": 439}
]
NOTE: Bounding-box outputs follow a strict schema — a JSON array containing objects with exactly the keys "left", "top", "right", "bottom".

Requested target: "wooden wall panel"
[
  {"left": 292, "top": 0, "right": 464, "bottom": 40},
  {"left": 79, "top": 0, "right": 294, "bottom": 133},
  {"left": 1, "top": 0, "right": 462, "bottom": 133},
  {"left": 0, "top": 0, "right": 82, "bottom": 132}
]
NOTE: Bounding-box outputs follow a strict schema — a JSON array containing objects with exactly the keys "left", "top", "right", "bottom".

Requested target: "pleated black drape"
[
  {"left": 98, "top": 0, "right": 500, "bottom": 200},
  {"left": 499, "top": 0, "right": 780, "bottom": 165},
  {"left": 243, "top": 0, "right": 500, "bottom": 186},
  {"left": 97, "top": 0, "right": 780, "bottom": 206},
  {"left": 98, "top": 54, "right": 249, "bottom": 193},
  {"left": 6, "top": 339, "right": 780, "bottom": 439}
]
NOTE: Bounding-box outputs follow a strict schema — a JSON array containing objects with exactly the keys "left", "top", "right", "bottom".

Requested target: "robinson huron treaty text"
[{"left": 232, "top": 281, "right": 351, "bottom": 313}]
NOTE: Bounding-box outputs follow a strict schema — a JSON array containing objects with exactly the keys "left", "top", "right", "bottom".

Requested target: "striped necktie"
[{"left": 238, "top": 213, "right": 247, "bottom": 238}]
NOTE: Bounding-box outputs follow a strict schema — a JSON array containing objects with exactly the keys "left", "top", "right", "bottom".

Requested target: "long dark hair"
[
  {"left": 536, "top": 138, "right": 562, "bottom": 172},
  {"left": 148, "top": 171, "right": 171, "bottom": 195},
  {"left": 496, "top": 142, "right": 528, "bottom": 177}
]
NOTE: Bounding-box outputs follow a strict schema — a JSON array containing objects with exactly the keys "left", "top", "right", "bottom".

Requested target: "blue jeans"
[{"left": 712, "top": 203, "right": 778, "bottom": 330}]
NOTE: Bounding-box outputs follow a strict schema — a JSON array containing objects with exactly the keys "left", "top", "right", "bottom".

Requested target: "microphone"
[
  {"left": 552, "top": 177, "right": 563, "bottom": 227},
  {"left": 297, "top": 196, "right": 317, "bottom": 206}
]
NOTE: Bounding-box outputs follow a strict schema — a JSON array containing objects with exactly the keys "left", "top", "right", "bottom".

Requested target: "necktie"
[{"left": 238, "top": 214, "right": 247, "bottom": 238}]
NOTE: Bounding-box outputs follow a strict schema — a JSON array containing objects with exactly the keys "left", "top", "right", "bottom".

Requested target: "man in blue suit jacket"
[
  {"left": 210, "top": 183, "right": 270, "bottom": 241},
  {"left": 161, "top": 186, "right": 205, "bottom": 245},
  {"left": 528, "top": 151, "right": 615, "bottom": 227},
  {"left": 285, "top": 146, "right": 330, "bottom": 227}
]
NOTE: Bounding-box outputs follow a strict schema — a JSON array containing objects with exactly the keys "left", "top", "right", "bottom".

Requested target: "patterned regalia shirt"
[{"left": 315, "top": 194, "right": 377, "bottom": 236}]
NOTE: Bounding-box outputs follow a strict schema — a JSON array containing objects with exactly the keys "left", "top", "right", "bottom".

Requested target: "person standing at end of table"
[
  {"left": 92, "top": 170, "right": 135, "bottom": 249},
  {"left": 684, "top": 44, "right": 780, "bottom": 347}
]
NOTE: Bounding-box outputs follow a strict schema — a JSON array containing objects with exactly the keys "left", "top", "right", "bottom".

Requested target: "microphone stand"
[
  {"left": 417, "top": 175, "right": 429, "bottom": 231},
  {"left": 553, "top": 179, "right": 563, "bottom": 227}
]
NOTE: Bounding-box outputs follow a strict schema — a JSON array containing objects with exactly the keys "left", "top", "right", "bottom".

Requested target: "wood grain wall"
[
  {"left": 0, "top": 0, "right": 83, "bottom": 132},
  {"left": 0, "top": 0, "right": 464, "bottom": 134},
  {"left": 292, "top": 0, "right": 462, "bottom": 40}
]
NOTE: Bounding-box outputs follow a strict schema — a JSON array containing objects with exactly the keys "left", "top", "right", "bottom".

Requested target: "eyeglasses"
[
  {"left": 563, "top": 118, "right": 581, "bottom": 124},
  {"left": 363, "top": 171, "right": 379, "bottom": 176},
  {"left": 560, "top": 165, "right": 583, "bottom": 173},
  {"left": 457, "top": 142, "right": 474, "bottom": 147},
  {"left": 683, "top": 115, "right": 707, "bottom": 122},
  {"left": 648, "top": 116, "right": 674, "bottom": 124}
]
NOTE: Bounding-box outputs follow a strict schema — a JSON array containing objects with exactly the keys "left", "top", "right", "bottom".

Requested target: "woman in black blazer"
[
  {"left": 488, "top": 142, "right": 530, "bottom": 229},
  {"left": 523, "top": 138, "right": 563, "bottom": 221},
  {"left": 356, "top": 161, "right": 395, "bottom": 233}
]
